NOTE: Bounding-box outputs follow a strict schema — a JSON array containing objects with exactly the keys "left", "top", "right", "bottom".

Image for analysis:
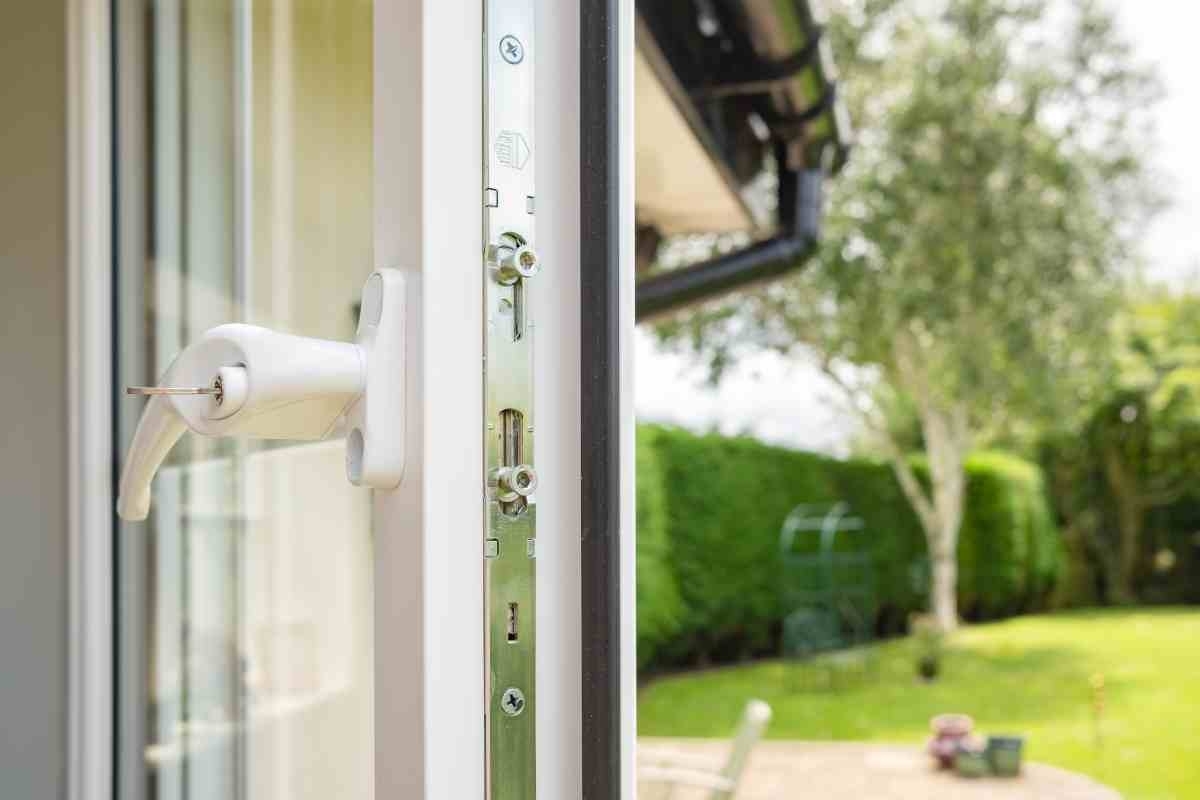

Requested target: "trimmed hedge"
[
  {"left": 955, "top": 452, "right": 1061, "bottom": 617},
  {"left": 635, "top": 426, "right": 685, "bottom": 668},
  {"left": 636, "top": 425, "right": 1062, "bottom": 669}
]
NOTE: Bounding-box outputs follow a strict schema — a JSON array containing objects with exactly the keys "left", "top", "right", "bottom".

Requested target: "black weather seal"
[
  {"left": 581, "top": 0, "right": 622, "bottom": 797},
  {"left": 692, "top": 28, "right": 825, "bottom": 99}
]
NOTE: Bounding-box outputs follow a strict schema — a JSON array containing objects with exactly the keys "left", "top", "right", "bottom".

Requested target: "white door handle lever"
[{"left": 117, "top": 269, "right": 406, "bottom": 521}]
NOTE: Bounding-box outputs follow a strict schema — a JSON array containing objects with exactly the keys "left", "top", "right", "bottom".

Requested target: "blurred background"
[{"left": 633, "top": 1, "right": 1200, "bottom": 798}]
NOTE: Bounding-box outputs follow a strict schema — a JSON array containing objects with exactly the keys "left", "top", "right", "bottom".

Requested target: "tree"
[
  {"left": 655, "top": 0, "right": 1160, "bottom": 631},
  {"left": 1045, "top": 296, "right": 1200, "bottom": 603}
]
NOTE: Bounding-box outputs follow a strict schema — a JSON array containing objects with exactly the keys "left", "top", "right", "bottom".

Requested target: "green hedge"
[
  {"left": 635, "top": 426, "right": 684, "bottom": 668},
  {"left": 955, "top": 452, "right": 1061, "bottom": 617},
  {"left": 636, "top": 425, "right": 1062, "bottom": 669}
]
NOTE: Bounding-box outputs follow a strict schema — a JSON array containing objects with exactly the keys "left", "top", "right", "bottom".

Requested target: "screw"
[
  {"left": 500, "top": 687, "right": 526, "bottom": 717},
  {"left": 499, "top": 35, "right": 524, "bottom": 65}
]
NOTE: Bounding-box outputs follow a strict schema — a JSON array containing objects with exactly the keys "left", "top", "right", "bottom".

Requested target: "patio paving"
[{"left": 639, "top": 739, "right": 1121, "bottom": 799}]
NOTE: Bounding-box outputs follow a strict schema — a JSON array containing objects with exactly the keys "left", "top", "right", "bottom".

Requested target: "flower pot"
[
  {"left": 986, "top": 735, "right": 1025, "bottom": 777},
  {"left": 927, "top": 714, "right": 974, "bottom": 769},
  {"left": 955, "top": 746, "right": 990, "bottom": 778}
]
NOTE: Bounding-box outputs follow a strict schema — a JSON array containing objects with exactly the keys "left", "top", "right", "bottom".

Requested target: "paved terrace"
[{"left": 639, "top": 739, "right": 1121, "bottom": 799}]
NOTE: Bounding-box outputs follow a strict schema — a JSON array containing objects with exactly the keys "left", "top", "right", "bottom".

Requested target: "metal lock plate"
[{"left": 483, "top": 0, "right": 536, "bottom": 796}]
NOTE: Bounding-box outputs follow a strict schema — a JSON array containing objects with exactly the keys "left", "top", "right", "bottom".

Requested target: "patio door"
[
  {"left": 108, "top": 0, "right": 630, "bottom": 798},
  {"left": 114, "top": 2, "right": 375, "bottom": 799}
]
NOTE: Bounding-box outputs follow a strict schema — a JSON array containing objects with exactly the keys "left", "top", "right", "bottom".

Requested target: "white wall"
[{"left": 0, "top": 3, "right": 70, "bottom": 798}]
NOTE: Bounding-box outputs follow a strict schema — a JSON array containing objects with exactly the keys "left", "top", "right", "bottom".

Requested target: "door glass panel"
[{"left": 115, "top": 3, "right": 374, "bottom": 799}]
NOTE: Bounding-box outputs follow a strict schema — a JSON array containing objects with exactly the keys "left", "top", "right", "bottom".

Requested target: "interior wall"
[{"left": 0, "top": 2, "right": 69, "bottom": 799}]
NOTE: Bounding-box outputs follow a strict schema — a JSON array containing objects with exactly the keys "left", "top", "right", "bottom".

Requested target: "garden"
[
  {"left": 635, "top": 426, "right": 1200, "bottom": 797},
  {"left": 639, "top": 608, "right": 1200, "bottom": 798},
  {"left": 634, "top": 1, "right": 1200, "bottom": 796}
]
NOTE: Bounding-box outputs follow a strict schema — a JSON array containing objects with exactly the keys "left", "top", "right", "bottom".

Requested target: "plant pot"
[
  {"left": 986, "top": 735, "right": 1025, "bottom": 777},
  {"left": 927, "top": 714, "right": 974, "bottom": 769},
  {"left": 955, "top": 746, "right": 990, "bottom": 778}
]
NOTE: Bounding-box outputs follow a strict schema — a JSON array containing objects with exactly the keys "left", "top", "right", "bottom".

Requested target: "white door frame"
[
  {"left": 67, "top": 0, "right": 113, "bottom": 797},
  {"left": 67, "top": 0, "right": 635, "bottom": 797}
]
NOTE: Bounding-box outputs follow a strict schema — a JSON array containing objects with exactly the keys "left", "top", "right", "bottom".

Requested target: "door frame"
[
  {"left": 66, "top": 0, "right": 114, "bottom": 798},
  {"left": 67, "top": 1, "right": 634, "bottom": 797}
]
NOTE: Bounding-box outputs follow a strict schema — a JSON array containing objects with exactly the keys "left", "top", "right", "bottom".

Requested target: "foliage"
[
  {"left": 653, "top": 0, "right": 1161, "bottom": 631},
  {"left": 957, "top": 451, "right": 1061, "bottom": 617},
  {"left": 1042, "top": 295, "right": 1200, "bottom": 603},
  {"left": 638, "top": 426, "right": 840, "bottom": 664},
  {"left": 638, "top": 608, "right": 1200, "bottom": 799},
  {"left": 636, "top": 425, "right": 1061, "bottom": 668},
  {"left": 635, "top": 426, "right": 685, "bottom": 668}
]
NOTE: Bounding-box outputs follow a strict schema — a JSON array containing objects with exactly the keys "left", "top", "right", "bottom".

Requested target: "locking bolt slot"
[
  {"left": 512, "top": 281, "right": 525, "bottom": 342},
  {"left": 507, "top": 602, "right": 519, "bottom": 642},
  {"left": 501, "top": 408, "right": 524, "bottom": 467},
  {"left": 497, "top": 408, "right": 529, "bottom": 515}
]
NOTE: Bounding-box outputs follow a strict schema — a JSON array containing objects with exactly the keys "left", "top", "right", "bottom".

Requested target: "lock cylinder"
[{"left": 207, "top": 365, "right": 248, "bottom": 419}]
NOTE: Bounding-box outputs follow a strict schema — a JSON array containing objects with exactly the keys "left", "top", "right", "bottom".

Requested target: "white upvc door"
[
  {"left": 104, "top": 1, "right": 631, "bottom": 799},
  {"left": 370, "top": 0, "right": 593, "bottom": 796}
]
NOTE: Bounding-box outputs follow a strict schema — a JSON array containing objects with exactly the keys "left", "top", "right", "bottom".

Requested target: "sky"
[{"left": 634, "top": 0, "right": 1200, "bottom": 453}]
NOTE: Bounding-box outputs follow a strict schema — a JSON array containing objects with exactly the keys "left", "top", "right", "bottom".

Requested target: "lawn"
[{"left": 638, "top": 608, "right": 1200, "bottom": 800}]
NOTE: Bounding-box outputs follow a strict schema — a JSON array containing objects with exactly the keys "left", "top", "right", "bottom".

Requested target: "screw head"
[
  {"left": 499, "top": 35, "right": 524, "bottom": 65},
  {"left": 500, "top": 687, "right": 526, "bottom": 717}
]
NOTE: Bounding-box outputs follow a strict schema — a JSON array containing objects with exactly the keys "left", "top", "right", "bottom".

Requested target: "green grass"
[{"left": 638, "top": 608, "right": 1200, "bottom": 800}]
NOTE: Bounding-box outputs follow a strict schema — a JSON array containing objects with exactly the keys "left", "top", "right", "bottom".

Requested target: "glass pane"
[{"left": 115, "top": 2, "right": 374, "bottom": 799}]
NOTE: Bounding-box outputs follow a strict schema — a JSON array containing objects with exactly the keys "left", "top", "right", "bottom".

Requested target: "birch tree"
[{"left": 655, "top": 0, "right": 1159, "bottom": 630}]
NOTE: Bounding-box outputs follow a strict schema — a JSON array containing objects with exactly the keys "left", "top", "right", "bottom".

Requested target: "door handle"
[{"left": 117, "top": 269, "right": 406, "bottom": 521}]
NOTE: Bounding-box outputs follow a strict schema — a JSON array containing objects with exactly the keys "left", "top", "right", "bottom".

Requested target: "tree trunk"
[
  {"left": 922, "top": 409, "right": 966, "bottom": 632},
  {"left": 930, "top": 542, "right": 959, "bottom": 632},
  {"left": 884, "top": 333, "right": 971, "bottom": 632},
  {"left": 881, "top": 400, "right": 968, "bottom": 633},
  {"left": 1108, "top": 484, "right": 1137, "bottom": 604},
  {"left": 1102, "top": 445, "right": 1142, "bottom": 604}
]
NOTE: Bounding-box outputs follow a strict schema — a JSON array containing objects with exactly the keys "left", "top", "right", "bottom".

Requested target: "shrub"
[
  {"left": 1041, "top": 431, "right": 1200, "bottom": 606},
  {"left": 635, "top": 427, "right": 684, "bottom": 668},
  {"left": 644, "top": 427, "right": 840, "bottom": 664},
  {"left": 957, "top": 452, "right": 1061, "bottom": 618},
  {"left": 635, "top": 425, "right": 1062, "bottom": 670}
]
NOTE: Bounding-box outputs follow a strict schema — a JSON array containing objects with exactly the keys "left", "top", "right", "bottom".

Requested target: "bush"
[
  {"left": 636, "top": 425, "right": 1062, "bottom": 670},
  {"left": 1041, "top": 430, "right": 1200, "bottom": 607},
  {"left": 956, "top": 452, "right": 1061, "bottom": 618},
  {"left": 635, "top": 427, "right": 684, "bottom": 668},
  {"left": 643, "top": 427, "right": 839, "bottom": 665}
]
